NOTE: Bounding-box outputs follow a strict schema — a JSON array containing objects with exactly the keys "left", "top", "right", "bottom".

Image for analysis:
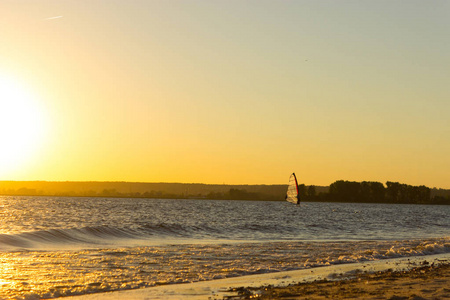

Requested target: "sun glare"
[{"left": 0, "top": 75, "right": 47, "bottom": 177}]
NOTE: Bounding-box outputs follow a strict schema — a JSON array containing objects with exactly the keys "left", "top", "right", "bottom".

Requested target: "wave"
[
  {"left": 0, "top": 226, "right": 143, "bottom": 249},
  {"left": 1, "top": 222, "right": 449, "bottom": 256},
  {"left": 0, "top": 223, "right": 233, "bottom": 249}
]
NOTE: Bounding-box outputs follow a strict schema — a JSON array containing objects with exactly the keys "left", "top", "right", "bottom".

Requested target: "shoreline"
[
  {"left": 246, "top": 262, "right": 450, "bottom": 299},
  {"left": 63, "top": 253, "right": 450, "bottom": 300}
]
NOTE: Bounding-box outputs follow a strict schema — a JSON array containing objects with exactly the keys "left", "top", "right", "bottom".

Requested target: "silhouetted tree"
[
  {"left": 329, "top": 180, "right": 362, "bottom": 202},
  {"left": 307, "top": 185, "right": 316, "bottom": 200},
  {"left": 298, "top": 184, "right": 307, "bottom": 200},
  {"left": 386, "top": 181, "right": 400, "bottom": 203},
  {"left": 360, "top": 181, "right": 385, "bottom": 203}
]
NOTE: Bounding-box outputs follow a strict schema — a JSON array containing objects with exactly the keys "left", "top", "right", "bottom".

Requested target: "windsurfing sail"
[{"left": 285, "top": 173, "right": 299, "bottom": 204}]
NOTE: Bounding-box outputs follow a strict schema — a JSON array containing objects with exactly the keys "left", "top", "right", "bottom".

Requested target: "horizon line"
[{"left": 0, "top": 179, "right": 448, "bottom": 190}]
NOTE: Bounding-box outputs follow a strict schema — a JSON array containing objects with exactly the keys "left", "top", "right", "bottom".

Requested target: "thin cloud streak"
[{"left": 44, "top": 16, "right": 63, "bottom": 20}]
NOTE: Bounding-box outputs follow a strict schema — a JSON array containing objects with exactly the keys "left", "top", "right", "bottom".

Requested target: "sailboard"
[{"left": 285, "top": 173, "right": 300, "bottom": 204}]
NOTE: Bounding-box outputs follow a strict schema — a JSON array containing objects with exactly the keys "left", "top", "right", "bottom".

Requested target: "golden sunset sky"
[{"left": 0, "top": 1, "right": 449, "bottom": 188}]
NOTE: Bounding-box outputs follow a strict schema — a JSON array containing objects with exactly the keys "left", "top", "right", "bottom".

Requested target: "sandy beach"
[{"left": 65, "top": 254, "right": 450, "bottom": 300}]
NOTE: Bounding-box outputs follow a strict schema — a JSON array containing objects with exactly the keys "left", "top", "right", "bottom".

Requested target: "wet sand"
[
  {"left": 65, "top": 254, "right": 450, "bottom": 300},
  {"left": 233, "top": 262, "right": 450, "bottom": 299}
]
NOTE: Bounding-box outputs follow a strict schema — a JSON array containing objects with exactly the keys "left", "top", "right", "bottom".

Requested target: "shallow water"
[{"left": 0, "top": 196, "right": 449, "bottom": 299}]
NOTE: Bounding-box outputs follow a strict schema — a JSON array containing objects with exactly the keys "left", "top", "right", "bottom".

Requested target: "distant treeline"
[
  {"left": 0, "top": 181, "right": 294, "bottom": 200},
  {"left": 303, "top": 180, "right": 450, "bottom": 205},
  {"left": 0, "top": 180, "right": 449, "bottom": 205}
]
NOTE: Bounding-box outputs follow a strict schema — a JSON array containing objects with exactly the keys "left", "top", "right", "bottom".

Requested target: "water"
[{"left": 0, "top": 196, "right": 449, "bottom": 299}]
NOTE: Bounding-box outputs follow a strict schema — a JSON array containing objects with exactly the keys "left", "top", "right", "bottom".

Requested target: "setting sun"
[{"left": 0, "top": 74, "right": 47, "bottom": 176}]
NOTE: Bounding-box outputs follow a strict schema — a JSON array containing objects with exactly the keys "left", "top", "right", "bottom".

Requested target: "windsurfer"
[{"left": 286, "top": 173, "right": 300, "bottom": 205}]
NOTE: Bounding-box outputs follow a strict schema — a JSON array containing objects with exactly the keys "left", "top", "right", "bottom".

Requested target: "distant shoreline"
[{"left": 0, "top": 180, "right": 449, "bottom": 205}]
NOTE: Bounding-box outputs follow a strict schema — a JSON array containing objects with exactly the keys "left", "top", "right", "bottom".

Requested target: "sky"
[{"left": 0, "top": 1, "right": 449, "bottom": 188}]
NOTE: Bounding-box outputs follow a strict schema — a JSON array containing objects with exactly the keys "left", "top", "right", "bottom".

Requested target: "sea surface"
[{"left": 0, "top": 196, "right": 449, "bottom": 299}]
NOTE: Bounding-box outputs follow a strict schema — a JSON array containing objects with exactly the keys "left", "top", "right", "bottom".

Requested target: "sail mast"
[{"left": 293, "top": 173, "right": 299, "bottom": 195}]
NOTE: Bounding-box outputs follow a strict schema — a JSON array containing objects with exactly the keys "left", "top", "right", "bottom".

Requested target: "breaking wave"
[
  {"left": 0, "top": 226, "right": 139, "bottom": 248},
  {"left": 1, "top": 223, "right": 449, "bottom": 260}
]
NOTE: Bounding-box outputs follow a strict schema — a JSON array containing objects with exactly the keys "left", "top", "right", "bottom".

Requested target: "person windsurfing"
[{"left": 285, "top": 173, "right": 300, "bottom": 205}]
